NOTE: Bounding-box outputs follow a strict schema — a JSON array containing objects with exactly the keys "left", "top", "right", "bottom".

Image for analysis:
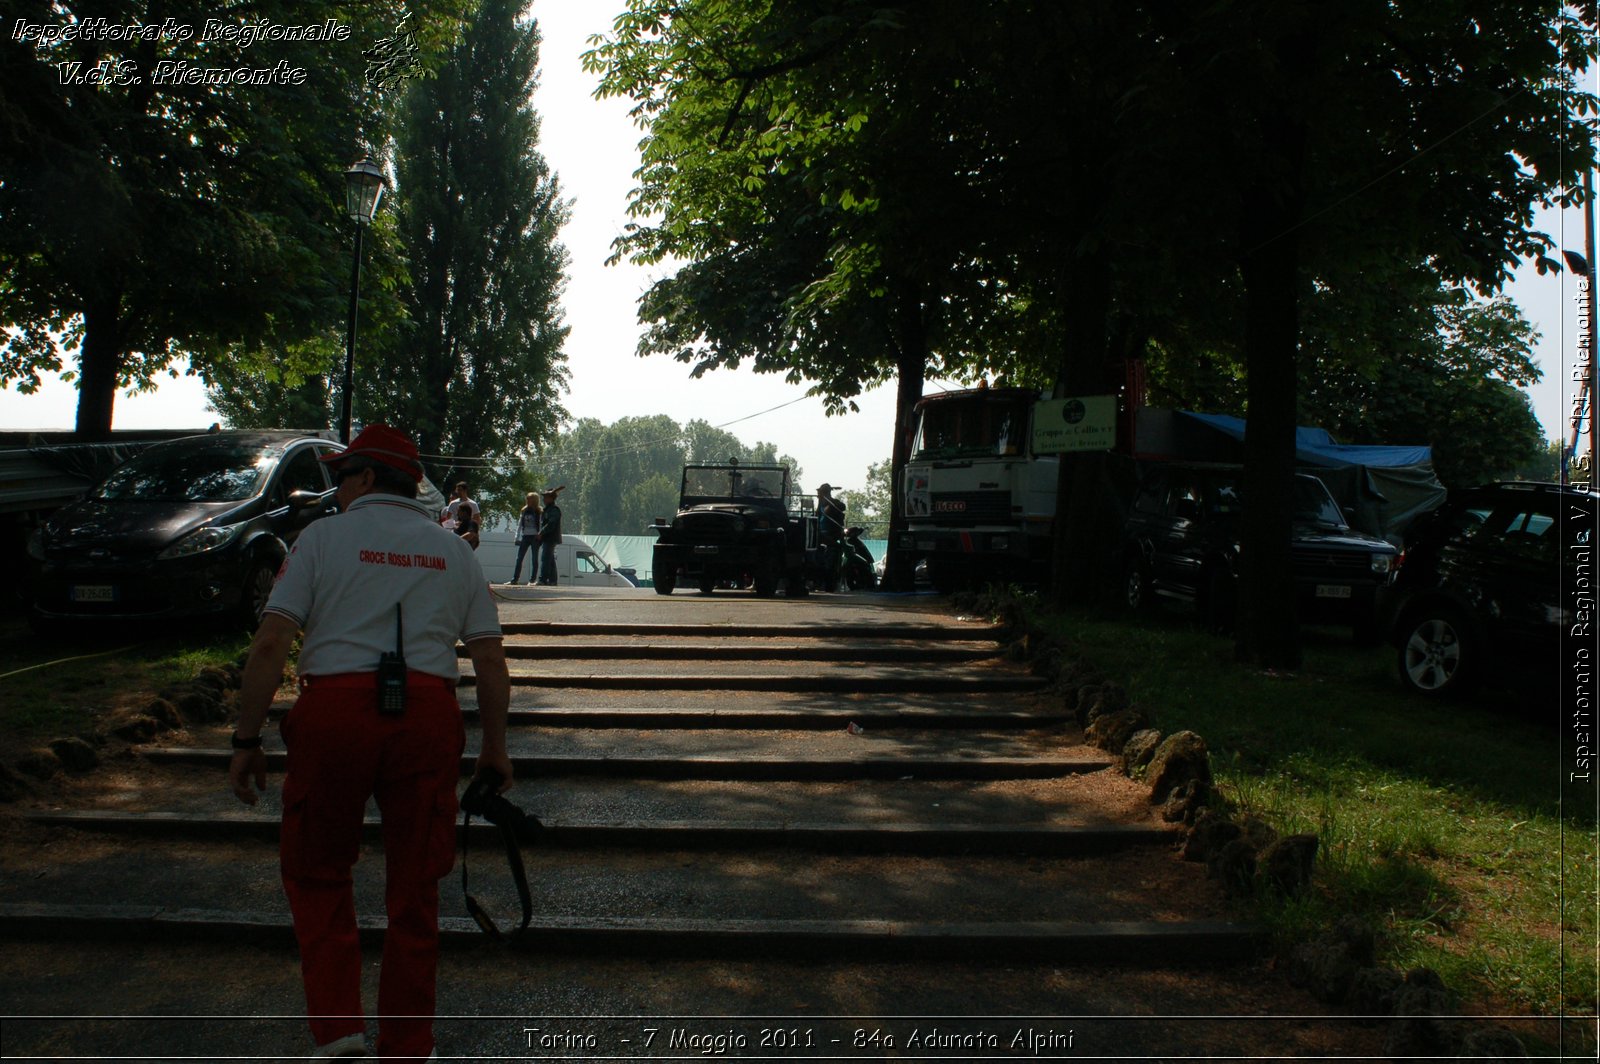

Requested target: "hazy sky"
[{"left": 0, "top": 3, "right": 1593, "bottom": 490}]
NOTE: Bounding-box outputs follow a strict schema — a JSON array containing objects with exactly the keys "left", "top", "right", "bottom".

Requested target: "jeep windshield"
[
  {"left": 913, "top": 394, "right": 1032, "bottom": 458},
  {"left": 681, "top": 466, "right": 788, "bottom": 501}
]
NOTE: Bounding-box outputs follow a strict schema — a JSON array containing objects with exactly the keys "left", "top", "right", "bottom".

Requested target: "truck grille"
[
  {"left": 926, "top": 491, "right": 1011, "bottom": 526},
  {"left": 1292, "top": 548, "right": 1371, "bottom": 580}
]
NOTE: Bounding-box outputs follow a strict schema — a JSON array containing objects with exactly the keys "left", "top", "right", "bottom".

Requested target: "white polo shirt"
[{"left": 265, "top": 493, "right": 501, "bottom": 680}]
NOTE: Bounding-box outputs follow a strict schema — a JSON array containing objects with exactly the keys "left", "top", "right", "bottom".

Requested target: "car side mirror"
[{"left": 287, "top": 489, "right": 324, "bottom": 510}]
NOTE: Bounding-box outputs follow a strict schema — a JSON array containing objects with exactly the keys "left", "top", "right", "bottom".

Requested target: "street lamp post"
[{"left": 339, "top": 158, "right": 387, "bottom": 444}]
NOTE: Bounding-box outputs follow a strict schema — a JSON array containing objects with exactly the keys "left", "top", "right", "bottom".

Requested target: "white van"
[{"left": 474, "top": 531, "right": 640, "bottom": 589}]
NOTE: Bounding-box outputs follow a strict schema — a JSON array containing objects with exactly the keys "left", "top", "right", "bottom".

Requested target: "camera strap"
[{"left": 460, "top": 806, "right": 534, "bottom": 944}]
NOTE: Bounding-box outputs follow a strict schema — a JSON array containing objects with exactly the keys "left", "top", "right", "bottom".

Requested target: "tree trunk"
[
  {"left": 882, "top": 289, "right": 929, "bottom": 592},
  {"left": 74, "top": 297, "right": 123, "bottom": 441},
  {"left": 1048, "top": 251, "right": 1113, "bottom": 607},
  {"left": 1235, "top": 129, "right": 1306, "bottom": 670}
]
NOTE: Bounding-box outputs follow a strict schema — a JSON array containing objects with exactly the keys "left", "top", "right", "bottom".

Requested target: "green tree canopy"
[
  {"left": 0, "top": 0, "right": 468, "bottom": 438},
  {"left": 383, "top": 0, "right": 571, "bottom": 488},
  {"left": 1146, "top": 272, "right": 1550, "bottom": 490},
  {"left": 492, "top": 413, "right": 800, "bottom": 535}
]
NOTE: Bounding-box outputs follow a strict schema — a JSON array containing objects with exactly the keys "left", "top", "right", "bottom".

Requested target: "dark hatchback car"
[
  {"left": 1122, "top": 464, "right": 1399, "bottom": 639},
  {"left": 1381, "top": 481, "right": 1597, "bottom": 699},
  {"left": 24, "top": 430, "right": 345, "bottom": 630}
]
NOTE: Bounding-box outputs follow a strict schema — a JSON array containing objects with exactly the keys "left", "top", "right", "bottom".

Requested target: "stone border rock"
[
  {"left": 0, "top": 657, "right": 246, "bottom": 801},
  {"left": 953, "top": 586, "right": 1530, "bottom": 1059}
]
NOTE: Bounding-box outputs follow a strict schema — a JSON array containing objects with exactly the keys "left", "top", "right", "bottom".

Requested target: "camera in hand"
[
  {"left": 460, "top": 766, "right": 538, "bottom": 943},
  {"left": 461, "top": 768, "right": 533, "bottom": 832}
]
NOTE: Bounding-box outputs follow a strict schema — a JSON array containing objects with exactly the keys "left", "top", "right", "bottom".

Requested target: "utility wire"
[{"left": 419, "top": 392, "right": 817, "bottom": 468}]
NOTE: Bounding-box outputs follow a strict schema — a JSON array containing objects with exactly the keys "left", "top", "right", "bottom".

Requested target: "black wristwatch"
[{"left": 230, "top": 731, "right": 264, "bottom": 750}]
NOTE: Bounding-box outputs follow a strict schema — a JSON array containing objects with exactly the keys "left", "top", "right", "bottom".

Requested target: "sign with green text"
[{"left": 1032, "top": 395, "right": 1116, "bottom": 454}]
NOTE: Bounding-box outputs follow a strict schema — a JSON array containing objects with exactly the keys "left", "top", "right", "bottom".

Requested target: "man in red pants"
[{"left": 228, "top": 424, "right": 512, "bottom": 1061}]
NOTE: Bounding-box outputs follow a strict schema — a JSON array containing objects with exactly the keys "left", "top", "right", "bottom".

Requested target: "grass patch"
[
  {"left": 0, "top": 618, "right": 251, "bottom": 745},
  {"left": 1028, "top": 599, "right": 1597, "bottom": 1020}
]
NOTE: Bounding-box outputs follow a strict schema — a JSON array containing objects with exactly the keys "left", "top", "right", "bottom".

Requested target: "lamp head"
[{"left": 345, "top": 158, "right": 386, "bottom": 224}]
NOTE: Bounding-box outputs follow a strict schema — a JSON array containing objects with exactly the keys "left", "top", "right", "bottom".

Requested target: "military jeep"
[{"left": 650, "top": 462, "right": 817, "bottom": 596}]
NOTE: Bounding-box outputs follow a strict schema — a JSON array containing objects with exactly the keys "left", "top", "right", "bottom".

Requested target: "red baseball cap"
[{"left": 321, "top": 424, "right": 424, "bottom": 482}]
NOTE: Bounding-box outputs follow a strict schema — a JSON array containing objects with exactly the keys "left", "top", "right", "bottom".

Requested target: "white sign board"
[{"left": 1032, "top": 395, "right": 1117, "bottom": 454}]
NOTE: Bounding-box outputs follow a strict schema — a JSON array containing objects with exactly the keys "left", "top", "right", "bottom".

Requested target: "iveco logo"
[
  {"left": 89, "top": 549, "right": 110, "bottom": 560},
  {"left": 934, "top": 501, "right": 966, "bottom": 512}
]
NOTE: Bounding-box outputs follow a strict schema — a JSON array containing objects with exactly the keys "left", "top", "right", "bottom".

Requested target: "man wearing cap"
[
  {"left": 535, "top": 488, "right": 562, "bottom": 586},
  {"left": 228, "top": 424, "right": 512, "bottom": 1061},
  {"left": 815, "top": 483, "right": 847, "bottom": 591}
]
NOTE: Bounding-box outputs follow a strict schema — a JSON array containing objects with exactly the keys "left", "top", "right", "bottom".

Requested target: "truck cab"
[{"left": 900, "top": 386, "right": 1058, "bottom": 591}]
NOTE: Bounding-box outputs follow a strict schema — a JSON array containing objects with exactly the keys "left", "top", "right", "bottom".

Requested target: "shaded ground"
[
  {"left": 0, "top": 939, "right": 1402, "bottom": 1061},
  {"left": 0, "top": 590, "right": 1561, "bottom": 1060}
]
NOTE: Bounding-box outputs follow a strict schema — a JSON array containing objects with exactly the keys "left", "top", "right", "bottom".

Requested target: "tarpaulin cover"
[{"left": 1133, "top": 409, "right": 1447, "bottom": 543}]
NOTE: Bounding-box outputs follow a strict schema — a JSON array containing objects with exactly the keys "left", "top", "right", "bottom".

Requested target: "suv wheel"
[
  {"left": 698, "top": 573, "right": 716, "bottom": 595},
  {"left": 1397, "top": 607, "right": 1472, "bottom": 696},
  {"left": 654, "top": 567, "right": 677, "bottom": 595},
  {"left": 1124, "top": 559, "right": 1151, "bottom": 612}
]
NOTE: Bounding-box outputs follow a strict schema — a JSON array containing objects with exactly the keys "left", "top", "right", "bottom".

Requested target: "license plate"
[
  {"left": 692, "top": 545, "right": 719, "bottom": 554},
  {"left": 71, "top": 585, "right": 117, "bottom": 603},
  {"left": 1315, "top": 584, "right": 1352, "bottom": 599}
]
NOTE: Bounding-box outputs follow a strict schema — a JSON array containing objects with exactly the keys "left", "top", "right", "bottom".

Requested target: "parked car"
[
  {"left": 1121, "top": 464, "right": 1399, "bottom": 639},
  {"left": 475, "top": 532, "right": 642, "bottom": 589},
  {"left": 23, "top": 429, "right": 442, "bottom": 631},
  {"left": 1381, "top": 481, "right": 1596, "bottom": 698}
]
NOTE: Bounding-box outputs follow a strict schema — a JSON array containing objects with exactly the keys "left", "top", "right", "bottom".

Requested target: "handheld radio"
[{"left": 376, "top": 604, "right": 407, "bottom": 716}]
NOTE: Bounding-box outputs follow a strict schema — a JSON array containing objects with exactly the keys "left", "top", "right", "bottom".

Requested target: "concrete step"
[
  {"left": 497, "top": 621, "right": 1006, "bottom": 641},
  {"left": 140, "top": 746, "right": 1112, "bottom": 781},
  {"left": 0, "top": 832, "right": 1256, "bottom": 965},
  {"left": 470, "top": 704, "right": 1071, "bottom": 729},
  {"left": 0, "top": 903, "right": 1264, "bottom": 964},
  {"left": 465, "top": 665, "right": 1049, "bottom": 693},
  {"left": 24, "top": 810, "right": 1175, "bottom": 856},
  {"left": 44, "top": 766, "right": 1136, "bottom": 828},
  {"left": 490, "top": 641, "right": 999, "bottom": 663}
]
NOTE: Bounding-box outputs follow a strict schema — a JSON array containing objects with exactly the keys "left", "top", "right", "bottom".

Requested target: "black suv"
[
  {"left": 1381, "top": 481, "right": 1596, "bottom": 699},
  {"left": 650, "top": 462, "right": 818, "bottom": 596},
  {"left": 24, "top": 430, "right": 347, "bottom": 630},
  {"left": 1122, "top": 464, "right": 1399, "bottom": 639}
]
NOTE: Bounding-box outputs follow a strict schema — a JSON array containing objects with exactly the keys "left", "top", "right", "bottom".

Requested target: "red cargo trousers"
[{"left": 278, "top": 674, "right": 465, "bottom": 1062}]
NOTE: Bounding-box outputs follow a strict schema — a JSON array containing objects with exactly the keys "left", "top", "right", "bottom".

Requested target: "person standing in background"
[
  {"left": 510, "top": 491, "right": 542, "bottom": 585},
  {"left": 440, "top": 481, "right": 479, "bottom": 530},
  {"left": 536, "top": 488, "right": 563, "bottom": 586}
]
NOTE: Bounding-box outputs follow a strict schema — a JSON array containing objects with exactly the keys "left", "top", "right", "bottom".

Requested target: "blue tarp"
[
  {"left": 1177, "top": 411, "right": 1435, "bottom": 469},
  {"left": 1133, "top": 408, "right": 1447, "bottom": 544}
]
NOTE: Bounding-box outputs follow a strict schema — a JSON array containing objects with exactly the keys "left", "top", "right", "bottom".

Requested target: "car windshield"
[
  {"left": 1292, "top": 476, "right": 1347, "bottom": 528},
  {"left": 92, "top": 444, "right": 278, "bottom": 502},
  {"left": 682, "top": 466, "right": 788, "bottom": 500}
]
